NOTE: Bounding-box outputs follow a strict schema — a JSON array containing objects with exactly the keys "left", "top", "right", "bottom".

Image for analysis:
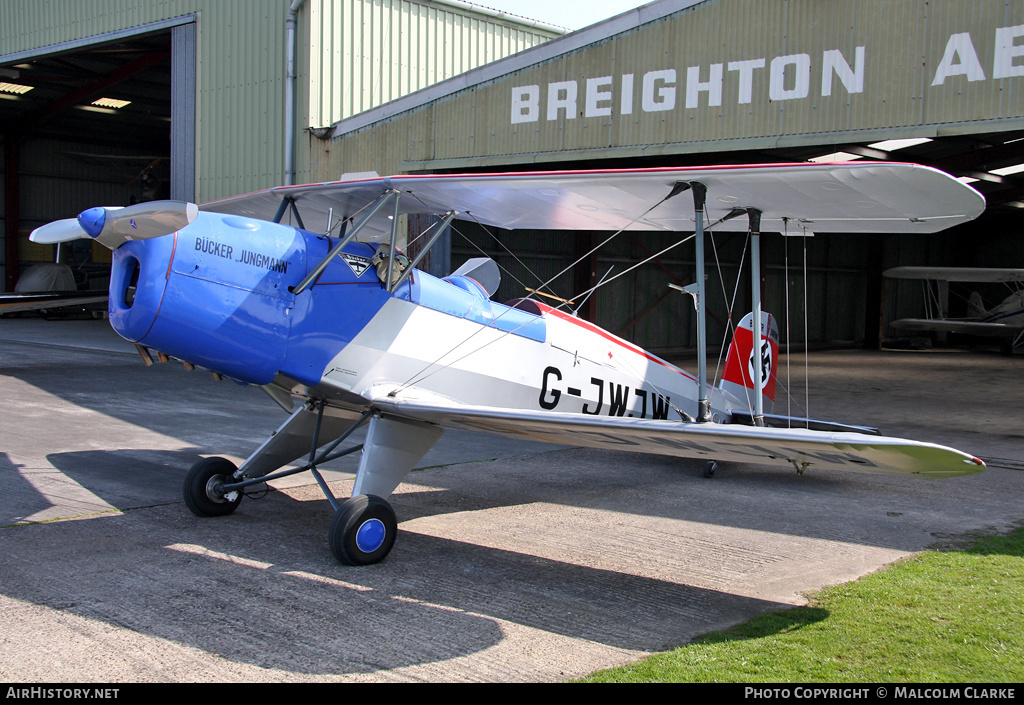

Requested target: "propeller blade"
[
  {"left": 78, "top": 201, "right": 199, "bottom": 248},
  {"left": 30, "top": 201, "right": 199, "bottom": 250},
  {"left": 29, "top": 218, "right": 90, "bottom": 244}
]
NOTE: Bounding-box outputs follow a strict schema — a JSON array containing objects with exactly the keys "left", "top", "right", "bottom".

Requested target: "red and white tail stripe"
[{"left": 721, "top": 312, "right": 779, "bottom": 412}]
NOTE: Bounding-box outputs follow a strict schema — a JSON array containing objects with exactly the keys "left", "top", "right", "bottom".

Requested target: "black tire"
[
  {"left": 328, "top": 495, "right": 397, "bottom": 566},
  {"left": 703, "top": 460, "right": 718, "bottom": 478},
  {"left": 183, "top": 457, "right": 242, "bottom": 517}
]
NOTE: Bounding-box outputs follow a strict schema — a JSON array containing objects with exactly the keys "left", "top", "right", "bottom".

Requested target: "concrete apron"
[{"left": 0, "top": 319, "right": 1021, "bottom": 682}]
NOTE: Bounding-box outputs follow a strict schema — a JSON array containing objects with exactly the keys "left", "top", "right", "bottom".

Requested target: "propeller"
[
  {"left": 29, "top": 218, "right": 88, "bottom": 245},
  {"left": 30, "top": 200, "right": 199, "bottom": 249}
]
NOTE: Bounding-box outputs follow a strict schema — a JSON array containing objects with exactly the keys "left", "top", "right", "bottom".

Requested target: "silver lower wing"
[{"left": 370, "top": 395, "right": 984, "bottom": 479}]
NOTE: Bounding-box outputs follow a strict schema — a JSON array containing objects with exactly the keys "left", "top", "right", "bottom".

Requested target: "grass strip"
[{"left": 582, "top": 527, "right": 1024, "bottom": 682}]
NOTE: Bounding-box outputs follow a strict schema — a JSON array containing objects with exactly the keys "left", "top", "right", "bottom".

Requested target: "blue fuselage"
[{"left": 108, "top": 212, "right": 545, "bottom": 388}]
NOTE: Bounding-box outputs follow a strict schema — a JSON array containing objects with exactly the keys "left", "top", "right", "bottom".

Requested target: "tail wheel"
[
  {"left": 329, "top": 495, "right": 397, "bottom": 566},
  {"left": 183, "top": 457, "right": 242, "bottom": 517}
]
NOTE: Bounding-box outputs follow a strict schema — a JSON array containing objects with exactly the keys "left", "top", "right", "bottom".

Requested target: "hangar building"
[
  {"left": 0, "top": 0, "right": 559, "bottom": 291},
  {"left": 3, "top": 0, "right": 1023, "bottom": 355}
]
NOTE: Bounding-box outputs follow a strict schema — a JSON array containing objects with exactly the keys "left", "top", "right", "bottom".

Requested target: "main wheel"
[
  {"left": 328, "top": 495, "right": 397, "bottom": 566},
  {"left": 183, "top": 457, "right": 242, "bottom": 517}
]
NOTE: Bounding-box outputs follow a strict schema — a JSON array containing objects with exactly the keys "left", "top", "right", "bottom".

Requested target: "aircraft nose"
[
  {"left": 77, "top": 207, "right": 107, "bottom": 237},
  {"left": 108, "top": 236, "right": 176, "bottom": 343}
]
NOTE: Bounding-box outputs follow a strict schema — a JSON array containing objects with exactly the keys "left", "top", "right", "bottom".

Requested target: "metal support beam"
[
  {"left": 3, "top": 142, "right": 19, "bottom": 291},
  {"left": 289, "top": 199, "right": 306, "bottom": 230},
  {"left": 384, "top": 192, "right": 401, "bottom": 291},
  {"left": 690, "top": 181, "right": 711, "bottom": 423},
  {"left": 393, "top": 210, "right": 456, "bottom": 291},
  {"left": 272, "top": 197, "right": 290, "bottom": 224},
  {"left": 748, "top": 208, "right": 764, "bottom": 426}
]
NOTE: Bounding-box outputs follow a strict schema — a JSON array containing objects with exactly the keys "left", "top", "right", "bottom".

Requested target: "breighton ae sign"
[{"left": 510, "top": 24, "right": 1024, "bottom": 125}]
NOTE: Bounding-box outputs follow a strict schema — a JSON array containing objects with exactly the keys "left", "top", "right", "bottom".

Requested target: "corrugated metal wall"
[
  {"left": 16, "top": 138, "right": 149, "bottom": 284},
  {"left": 0, "top": 145, "right": 4, "bottom": 284},
  {"left": 323, "top": 0, "right": 1024, "bottom": 176},
  {"left": 304, "top": 0, "right": 556, "bottom": 128}
]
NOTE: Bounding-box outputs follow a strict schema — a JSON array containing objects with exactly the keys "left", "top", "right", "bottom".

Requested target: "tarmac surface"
[{"left": 1, "top": 317, "right": 1022, "bottom": 682}]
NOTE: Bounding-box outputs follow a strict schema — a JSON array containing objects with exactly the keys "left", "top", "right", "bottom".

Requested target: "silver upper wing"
[{"left": 202, "top": 163, "right": 985, "bottom": 240}]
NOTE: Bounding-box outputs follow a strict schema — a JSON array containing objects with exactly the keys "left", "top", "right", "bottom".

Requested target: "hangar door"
[{"left": 1, "top": 18, "right": 195, "bottom": 292}]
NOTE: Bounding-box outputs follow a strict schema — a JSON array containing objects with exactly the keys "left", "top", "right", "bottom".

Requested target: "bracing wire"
[
  {"left": 391, "top": 188, "right": 688, "bottom": 393},
  {"left": 709, "top": 231, "right": 750, "bottom": 386},
  {"left": 803, "top": 225, "right": 810, "bottom": 427},
  {"left": 450, "top": 220, "right": 544, "bottom": 296},
  {"left": 708, "top": 230, "right": 756, "bottom": 420},
  {"left": 462, "top": 214, "right": 560, "bottom": 300},
  {"left": 551, "top": 232, "right": 697, "bottom": 313},
  {"left": 784, "top": 218, "right": 792, "bottom": 426}
]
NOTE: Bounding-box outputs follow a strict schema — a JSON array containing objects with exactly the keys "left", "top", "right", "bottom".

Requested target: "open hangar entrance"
[
  {"left": 1, "top": 19, "right": 194, "bottom": 294},
  {"left": 436, "top": 129, "right": 1024, "bottom": 359}
]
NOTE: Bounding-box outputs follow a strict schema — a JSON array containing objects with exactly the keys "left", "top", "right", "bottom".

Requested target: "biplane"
[
  {"left": 30, "top": 163, "right": 987, "bottom": 565},
  {"left": 885, "top": 266, "right": 1024, "bottom": 353}
]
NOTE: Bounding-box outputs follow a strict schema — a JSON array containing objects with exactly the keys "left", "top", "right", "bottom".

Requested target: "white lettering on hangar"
[{"left": 510, "top": 24, "right": 1024, "bottom": 125}]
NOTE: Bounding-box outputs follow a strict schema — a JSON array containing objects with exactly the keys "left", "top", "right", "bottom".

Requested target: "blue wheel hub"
[{"left": 355, "top": 518, "right": 386, "bottom": 553}]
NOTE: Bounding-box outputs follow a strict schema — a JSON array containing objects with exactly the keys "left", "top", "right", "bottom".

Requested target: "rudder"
[{"left": 720, "top": 312, "right": 779, "bottom": 414}]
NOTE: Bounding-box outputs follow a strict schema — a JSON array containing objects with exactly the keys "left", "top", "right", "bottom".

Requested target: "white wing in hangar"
[
  {"left": 887, "top": 319, "right": 1020, "bottom": 337},
  {"left": 884, "top": 267, "right": 1024, "bottom": 283}
]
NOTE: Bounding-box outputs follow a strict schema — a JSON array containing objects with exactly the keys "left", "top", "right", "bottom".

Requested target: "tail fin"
[
  {"left": 967, "top": 291, "right": 986, "bottom": 318},
  {"left": 720, "top": 312, "right": 780, "bottom": 414}
]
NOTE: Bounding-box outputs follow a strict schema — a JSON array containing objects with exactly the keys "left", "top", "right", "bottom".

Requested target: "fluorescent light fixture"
[
  {"left": 957, "top": 176, "right": 980, "bottom": 184},
  {"left": 808, "top": 151, "right": 862, "bottom": 163},
  {"left": 867, "top": 137, "right": 932, "bottom": 151},
  {"left": 77, "top": 105, "right": 117, "bottom": 114},
  {"left": 0, "top": 82, "right": 33, "bottom": 95},
  {"left": 91, "top": 97, "right": 131, "bottom": 109},
  {"left": 991, "top": 163, "right": 1024, "bottom": 176}
]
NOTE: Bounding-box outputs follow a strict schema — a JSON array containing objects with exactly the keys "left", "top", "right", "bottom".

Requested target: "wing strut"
[
  {"left": 290, "top": 188, "right": 398, "bottom": 294},
  {"left": 390, "top": 210, "right": 457, "bottom": 292},
  {"left": 748, "top": 208, "right": 765, "bottom": 426},
  {"left": 690, "top": 181, "right": 712, "bottom": 423},
  {"left": 384, "top": 191, "right": 402, "bottom": 291},
  {"left": 271, "top": 196, "right": 307, "bottom": 229}
]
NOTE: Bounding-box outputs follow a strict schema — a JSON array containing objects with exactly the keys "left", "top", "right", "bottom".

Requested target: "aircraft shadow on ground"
[
  {"left": 37, "top": 436, "right": 1003, "bottom": 559},
  {"left": 7, "top": 442, "right": 1009, "bottom": 675},
  {"left": 42, "top": 448, "right": 213, "bottom": 511},
  {"left": 0, "top": 452, "right": 56, "bottom": 526},
  {"left": 0, "top": 487, "right": 797, "bottom": 674}
]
